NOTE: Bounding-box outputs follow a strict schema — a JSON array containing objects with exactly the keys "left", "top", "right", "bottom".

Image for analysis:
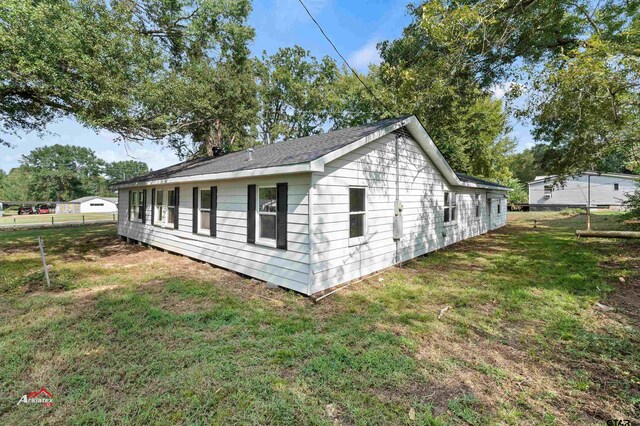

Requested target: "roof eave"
[{"left": 109, "top": 162, "right": 316, "bottom": 190}]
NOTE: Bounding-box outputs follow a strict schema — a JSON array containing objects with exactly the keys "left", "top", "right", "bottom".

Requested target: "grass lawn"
[
  {"left": 0, "top": 212, "right": 117, "bottom": 226},
  {"left": 0, "top": 211, "right": 638, "bottom": 425}
]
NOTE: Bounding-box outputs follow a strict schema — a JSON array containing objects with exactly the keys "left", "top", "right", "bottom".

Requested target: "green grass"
[
  {"left": 0, "top": 212, "right": 116, "bottom": 226},
  {"left": 0, "top": 212, "right": 638, "bottom": 425}
]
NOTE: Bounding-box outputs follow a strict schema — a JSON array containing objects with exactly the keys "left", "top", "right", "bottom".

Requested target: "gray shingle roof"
[
  {"left": 456, "top": 173, "right": 509, "bottom": 190},
  {"left": 114, "top": 116, "right": 410, "bottom": 186}
]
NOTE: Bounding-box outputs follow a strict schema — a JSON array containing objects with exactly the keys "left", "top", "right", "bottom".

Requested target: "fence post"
[
  {"left": 112, "top": 214, "right": 115, "bottom": 222},
  {"left": 82, "top": 215, "right": 85, "bottom": 224},
  {"left": 51, "top": 217, "right": 54, "bottom": 226},
  {"left": 38, "top": 236, "right": 51, "bottom": 288}
]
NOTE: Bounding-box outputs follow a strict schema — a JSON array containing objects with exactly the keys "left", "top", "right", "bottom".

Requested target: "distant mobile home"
[
  {"left": 528, "top": 172, "right": 638, "bottom": 210},
  {"left": 111, "top": 116, "right": 510, "bottom": 295},
  {"left": 55, "top": 196, "right": 118, "bottom": 214}
]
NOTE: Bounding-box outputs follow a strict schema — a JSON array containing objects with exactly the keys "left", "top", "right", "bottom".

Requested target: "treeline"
[
  {"left": 0, "top": 145, "right": 148, "bottom": 202},
  {"left": 2, "top": 1, "right": 638, "bottom": 201}
]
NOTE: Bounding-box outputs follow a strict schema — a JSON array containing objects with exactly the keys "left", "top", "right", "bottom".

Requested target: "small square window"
[{"left": 614, "top": 183, "right": 619, "bottom": 191}]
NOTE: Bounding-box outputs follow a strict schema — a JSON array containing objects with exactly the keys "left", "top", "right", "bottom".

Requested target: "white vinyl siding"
[
  {"left": 309, "top": 133, "right": 507, "bottom": 293},
  {"left": 117, "top": 174, "right": 311, "bottom": 293}
]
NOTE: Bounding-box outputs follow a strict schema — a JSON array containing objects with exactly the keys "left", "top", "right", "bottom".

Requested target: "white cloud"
[
  {"left": 524, "top": 142, "right": 535, "bottom": 149},
  {"left": 348, "top": 40, "right": 381, "bottom": 73},
  {"left": 490, "top": 82, "right": 516, "bottom": 99}
]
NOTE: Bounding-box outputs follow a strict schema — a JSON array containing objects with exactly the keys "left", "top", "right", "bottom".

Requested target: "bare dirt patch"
[{"left": 416, "top": 336, "right": 626, "bottom": 425}]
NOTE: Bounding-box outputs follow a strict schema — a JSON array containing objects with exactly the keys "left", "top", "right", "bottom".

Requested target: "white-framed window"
[
  {"left": 154, "top": 189, "right": 164, "bottom": 225},
  {"left": 475, "top": 193, "right": 480, "bottom": 218},
  {"left": 167, "top": 189, "right": 176, "bottom": 225},
  {"left": 257, "top": 186, "right": 277, "bottom": 247},
  {"left": 614, "top": 183, "right": 619, "bottom": 191},
  {"left": 444, "top": 191, "right": 456, "bottom": 223},
  {"left": 349, "top": 187, "right": 366, "bottom": 244},
  {"left": 129, "top": 190, "right": 143, "bottom": 221},
  {"left": 199, "top": 188, "right": 211, "bottom": 234},
  {"left": 544, "top": 185, "right": 553, "bottom": 196},
  {"left": 153, "top": 188, "right": 175, "bottom": 228},
  {"left": 90, "top": 203, "right": 104, "bottom": 207}
]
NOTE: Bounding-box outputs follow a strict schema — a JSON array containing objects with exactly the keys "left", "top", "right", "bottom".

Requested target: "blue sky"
[{"left": 0, "top": 0, "right": 534, "bottom": 173}]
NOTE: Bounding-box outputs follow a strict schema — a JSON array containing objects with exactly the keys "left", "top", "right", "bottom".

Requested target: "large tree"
[
  {"left": 363, "top": 5, "right": 515, "bottom": 179},
  {"left": 0, "top": 167, "right": 31, "bottom": 201},
  {"left": 20, "top": 145, "right": 108, "bottom": 201},
  {"left": 1, "top": 0, "right": 256, "bottom": 157},
  {"left": 256, "top": 46, "right": 339, "bottom": 145},
  {"left": 418, "top": 0, "right": 640, "bottom": 176}
]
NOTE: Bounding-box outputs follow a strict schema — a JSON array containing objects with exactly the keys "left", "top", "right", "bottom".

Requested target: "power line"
[{"left": 296, "top": 0, "right": 398, "bottom": 118}]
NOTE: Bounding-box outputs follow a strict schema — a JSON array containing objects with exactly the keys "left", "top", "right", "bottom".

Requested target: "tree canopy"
[
  {"left": 256, "top": 46, "right": 339, "bottom": 145},
  {"left": 3, "top": 0, "right": 637, "bottom": 183},
  {"left": 418, "top": 0, "right": 640, "bottom": 176},
  {"left": 0, "top": 145, "right": 149, "bottom": 201},
  {"left": 1, "top": 0, "right": 256, "bottom": 157},
  {"left": 104, "top": 161, "right": 150, "bottom": 184}
]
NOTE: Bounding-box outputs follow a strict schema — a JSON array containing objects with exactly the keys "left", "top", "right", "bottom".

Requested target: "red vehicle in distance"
[{"left": 37, "top": 205, "right": 51, "bottom": 214}]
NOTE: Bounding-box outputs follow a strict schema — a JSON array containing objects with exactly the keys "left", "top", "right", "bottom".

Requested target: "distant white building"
[
  {"left": 55, "top": 196, "right": 118, "bottom": 214},
  {"left": 528, "top": 172, "right": 638, "bottom": 210}
]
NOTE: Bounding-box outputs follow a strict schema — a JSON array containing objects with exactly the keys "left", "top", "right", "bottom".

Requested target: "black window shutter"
[
  {"left": 247, "top": 184, "right": 256, "bottom": 244},
  {"left": 174, "top": 186, "right": 180, "bottom": 229},
  {"left": 128, "top": 190, "right": 132, "bottom": 221},
  {"left": 192, "top": 187, "right": 198, "bottom": 234},
  {"left": 150, "top": 188, "right": 155, "bottom": 224},
  {"left": 210, "top": 186, "right": 217, "bottom": 237},
  {"left": 276, "top": 182, "right": 288, "bottom": 250},
  {"left": 141, "top": 189, "right": 147, "bottom": 224}
]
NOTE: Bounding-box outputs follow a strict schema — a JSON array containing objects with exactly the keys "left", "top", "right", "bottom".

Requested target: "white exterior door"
[{"left": 487, "top": 199, "right": 496, "bottom": 230}]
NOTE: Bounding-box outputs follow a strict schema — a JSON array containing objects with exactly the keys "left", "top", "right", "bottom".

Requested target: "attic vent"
[{"left": 246, "top": 148, "right": 254, "bottom": 161}]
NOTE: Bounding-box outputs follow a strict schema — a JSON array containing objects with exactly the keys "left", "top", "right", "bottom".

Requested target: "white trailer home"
[
  {"left": 55, "top": 196, "right": 118, "bottom": 214},
  {"left": 111, "top": 116, "right": 509, "bottom": 295},
  {"left": 528, "top": 172, "right": 638, "bottom": 210}
]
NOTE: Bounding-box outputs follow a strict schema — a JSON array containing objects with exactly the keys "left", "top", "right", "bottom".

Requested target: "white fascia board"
[{"left": 111, "top": 163, "right": 313, "bottom": 189}]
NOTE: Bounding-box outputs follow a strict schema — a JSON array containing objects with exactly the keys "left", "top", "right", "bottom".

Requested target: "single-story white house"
[
  {"left": 110, "top": 116, "right": 510, "bottom": 295},
  {"left": 528, "top": 172, "right": 638, "bottom": 210},
  {"left": 55, "top": 196, "right": 118, "bottom": 214}
]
